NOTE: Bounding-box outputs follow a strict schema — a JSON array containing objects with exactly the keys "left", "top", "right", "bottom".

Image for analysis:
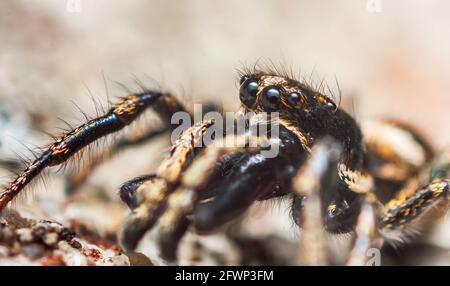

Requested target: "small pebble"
[
  {"left": 43, "top": 233, "right": 59, "bottom": 246},
  {"left": 17, "top": 229, "right": 33, "bottom": 243},
  {"left": 22, "top": 244, "right": 45, "bottom": 260}
]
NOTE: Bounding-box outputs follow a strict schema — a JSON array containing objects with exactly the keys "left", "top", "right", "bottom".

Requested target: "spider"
[{"left": 0, "top": 68, "right": 448, "bottom": 265}]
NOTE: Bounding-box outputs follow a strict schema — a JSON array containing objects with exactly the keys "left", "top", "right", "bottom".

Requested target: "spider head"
[{"left": 239, "top": 72, "right": 337, "bottom": 118}]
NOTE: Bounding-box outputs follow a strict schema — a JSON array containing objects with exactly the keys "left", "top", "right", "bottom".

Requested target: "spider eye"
[
  {"left": 265, "top": 88, "right": 280, "bottom": 103},
  {"left": 317, "top": 94, "right": 338, "bottom": 112},
  {"left": 287, "top": 92, "right": 301, "bottom": 106},
  {"left": 260, "top": 86, "right": 281, "bottom": 111},
  {"left": 239, "top": 78, "right": 259, "bottom": 108},
  {"left": 325, "top": 101, "right": 337, "bottom": 111},
  {"left": 239, "top": 75, "right": 250, "bottom": 85}
]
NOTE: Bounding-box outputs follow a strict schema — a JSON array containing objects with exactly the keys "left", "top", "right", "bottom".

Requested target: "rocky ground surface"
[{"left": 0, "top": 209, "right": 129, "bottom": 266}]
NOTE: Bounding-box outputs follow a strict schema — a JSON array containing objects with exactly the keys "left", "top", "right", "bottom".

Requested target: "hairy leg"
[
  {"left": 153, "top": 127, "right": 306, "bottom": 261},
  {"left": 0, "top": 92, "right": 183, "bottom": 209},
  {"left": 119, "top": 120, "right": 215, "bottom": 251},
  {"left": 362, "top": 119, "right": 434, "bottom": 203},
  {"left": 292, "top": 137, "right": 342, "bottom": 265},
  {"left": 345, "top": 200, "right": 381, "bottom": 266},
  {"left": 65, "top": 102, "right": 222, "bottom": 194},
  {"left": 379, "top": 149, "right": 450, "bottom": 243},
  {"left": 121, "top": 135, "right": 264, "bottom": 258}
]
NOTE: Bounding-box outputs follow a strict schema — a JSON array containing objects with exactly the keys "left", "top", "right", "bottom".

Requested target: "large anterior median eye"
[
  {"left": 260, "top": 86, "right": 281, "bottom": 111},
  {"left": 239, "top": 77, "right": 259, "bottom": 108}
]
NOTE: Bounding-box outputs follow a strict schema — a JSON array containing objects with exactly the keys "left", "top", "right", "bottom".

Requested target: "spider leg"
[
  {"left": 119, "top": 120, "right": 215, "bottom": 251},
  {"left": 378, "top": 148, "right": 449, "bottom": 239},
  {"left": 362, "top": 119, "right": 435, "bottom": 206},
  {"left": 193, "top": 153, "right": 286, "bottom": 232},
  {"left": 154, "top": 128, "right": 306, "bottom": 261},
  {"left": 119, "top": 174, "right": 157, "bottom": 209},
  {"left": 65, "top": 102, "right": 222, "bottom": 194},
  {"left": 292, "top": 137, "right": 342, "bottom": 265},
  {"left": 384, "top": 182, "right": 450, "bottom": 224},
  {"left": 335, "top": 126, "right": 446, "bottom": 265},
  {"left": 117, "top": 152, "right": 245, "bottom": 211},
  {"left": 362, "top": 119, "right": 434, "bottom": 183},
  {"left": 154, "top": 147, "right": 231, "bottom": 261},
  {"left": 192, "top": 128, "right": 305, "bottom": 232},
  {"left": 124, "top": 137, "right": 264, "bottom": 259},
  {"left": 341, "top": 119, "right": 446, "bottom": 265},
  {"left": 1, "top": 92, "right": 188, "bottom": 209},
  {"left": 345, "top": 199, "right": 382, "bottom": 266}
]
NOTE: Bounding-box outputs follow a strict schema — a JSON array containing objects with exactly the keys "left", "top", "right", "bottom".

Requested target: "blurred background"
[
  {"left": 1, "top": 0, "right": 450, "bottom": 139},
  {"left": 0, "top": 0, "right": 449, "bottom": 265}
]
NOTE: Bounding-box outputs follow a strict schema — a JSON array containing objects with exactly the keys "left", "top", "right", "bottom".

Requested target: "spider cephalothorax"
[
  {"left": 239, "top": 72, "right": 337, "bottom": 113},
  {"left": 0, "top": 68, "right": 448, "bottom": 265},
  {"left": 241, "top": 72, "right": 366, "bottom": 230}
]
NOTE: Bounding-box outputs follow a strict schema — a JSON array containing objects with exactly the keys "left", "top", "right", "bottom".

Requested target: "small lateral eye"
[
  {"left": 287, "top": 92, "right": 301, "bottom": 106},
  {"left": 317, "top": 94, "right": 338, "bottom": 112},
  {"left": 325, "top": 100, "right": 337, "bottom": 111},
  {"left": 240, "top": 75, "right": 250, "bottom": 85}
]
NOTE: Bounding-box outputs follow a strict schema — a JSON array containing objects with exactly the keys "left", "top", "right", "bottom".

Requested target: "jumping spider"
[{"left": 0, "top": 68, "right": 449, "bottom": 265}]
